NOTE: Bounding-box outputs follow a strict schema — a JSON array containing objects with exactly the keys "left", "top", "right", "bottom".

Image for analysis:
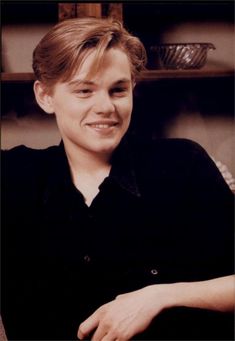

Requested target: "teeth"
[{"left": 90, "top": 124, "right": 114, "bottom": 128}]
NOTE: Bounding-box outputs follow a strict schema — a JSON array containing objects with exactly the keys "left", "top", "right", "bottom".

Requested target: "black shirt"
[{"left": 1, "top": 136, "right": 234, "bottom": 340}]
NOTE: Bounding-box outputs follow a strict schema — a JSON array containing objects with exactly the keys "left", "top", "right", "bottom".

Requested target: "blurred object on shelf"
[
  {"left": 2, "top": 24, "right": 54, "bottom": 72},
  {"left": 211, "top": 157, "right": 235, "bottom": 193},
  {"left": 0, "top": 316, "right": 8, "bottom": 341},
  {"left": 150, "top": 43, "right": 216, "bottom": 70}
]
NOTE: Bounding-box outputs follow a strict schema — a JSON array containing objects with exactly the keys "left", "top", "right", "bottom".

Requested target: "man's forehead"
[{"left": 65, "top": 47, "right": 132, "bottom": 85}]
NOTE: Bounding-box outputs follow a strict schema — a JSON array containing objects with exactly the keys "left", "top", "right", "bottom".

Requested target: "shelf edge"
[{"left": 2, "top": 69, "right": 234, "bottom": 83}]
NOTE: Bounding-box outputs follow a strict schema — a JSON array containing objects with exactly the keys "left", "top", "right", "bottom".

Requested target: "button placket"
[{"left": 82, "top": 208, "right": 96, "bottom": 265}]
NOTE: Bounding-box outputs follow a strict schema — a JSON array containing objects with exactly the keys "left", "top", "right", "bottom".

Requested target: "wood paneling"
[
  {"left": 76, "top": 3, "right": 102, "bottom": 18},
  {"left": 58, "top": 3, "right": 76, "bottom": 21},
  {"left": 58, "top": 3, "right": 122, "bottom": 21},
  {"left": 106, "top": 4, "right": 123, "bottom": 22}
]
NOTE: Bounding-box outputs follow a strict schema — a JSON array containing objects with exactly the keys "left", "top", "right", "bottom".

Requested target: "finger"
[
  {"left": 101, "top": 333, "right": 117, "bottom": 341},
  {"left": 91, "top": 323, "right": 108, "bottom": 341},
  {"left": 77, "top": 311, "right": 100, "bottom": 340}
]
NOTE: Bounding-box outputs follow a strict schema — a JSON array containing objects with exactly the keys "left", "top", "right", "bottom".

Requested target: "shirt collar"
[
  {"left": 43, "top": 136, "right": 141, "bottom": 205},
  {"left": 108, "top": 135, "right": 141, "bottom": 198},
  {"left": 42, "top": 141, "right": 73, "bottom": 205}
]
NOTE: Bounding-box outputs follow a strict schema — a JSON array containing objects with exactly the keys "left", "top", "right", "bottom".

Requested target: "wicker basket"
[{"left": 150, "top": 43, "right": 216, "bottom": 70}]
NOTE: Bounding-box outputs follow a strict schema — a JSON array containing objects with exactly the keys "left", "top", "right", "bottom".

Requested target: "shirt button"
[
  {"left": 150, "top": 269, "right": 158, "bottom": 275},
  {"left": 84, "top": 255, "right": 91, "bottom": 263},
  {"left": 88, "top": 212, "right": 93, "bottom": 219}
]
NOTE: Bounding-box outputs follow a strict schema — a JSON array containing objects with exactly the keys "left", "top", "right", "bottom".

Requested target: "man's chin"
[{"left": 91, "top": 139, "right": 121, "bottom": 154}]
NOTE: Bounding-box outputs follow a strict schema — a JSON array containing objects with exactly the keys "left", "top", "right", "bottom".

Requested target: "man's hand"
[{"left": 77, "top": 285, "right": 164, "bottom": 341}]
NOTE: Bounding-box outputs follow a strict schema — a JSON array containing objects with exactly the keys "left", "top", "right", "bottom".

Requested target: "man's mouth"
[
  {"left": 88, "top": 123, "right": 118, "bottom": 129},
  {"left": 86, "top": 121, "right": 119, "bottom": 130}
]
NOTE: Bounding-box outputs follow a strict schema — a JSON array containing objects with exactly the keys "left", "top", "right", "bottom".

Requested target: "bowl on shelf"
[{"left": 150, "top": 43, "right": 216, "bottom": 70}]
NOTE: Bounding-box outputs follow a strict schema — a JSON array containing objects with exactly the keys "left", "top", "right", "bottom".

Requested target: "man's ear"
[{"left": 33, "top": 80, "right": 54, "bottom": 114}]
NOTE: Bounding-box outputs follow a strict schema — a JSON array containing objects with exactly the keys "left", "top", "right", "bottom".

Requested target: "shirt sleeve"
[{"left": 182, "top": 139, "right": 234, "bottom": 279}]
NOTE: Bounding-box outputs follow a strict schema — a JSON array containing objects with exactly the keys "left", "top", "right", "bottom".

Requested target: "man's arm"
[
  {"left": 77, "top": 275, "right": 235, "bottom": 341},
  {"left": 77, "top": 140, "right": 234, "bottom": 341}
]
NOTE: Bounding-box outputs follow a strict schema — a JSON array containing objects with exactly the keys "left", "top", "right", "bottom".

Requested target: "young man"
[{"left": 2, "top": 17, "right": 234, "bottom": 341}]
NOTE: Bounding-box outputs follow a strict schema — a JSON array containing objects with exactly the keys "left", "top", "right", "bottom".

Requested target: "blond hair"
[{"left": 32, "top": 17, "right": 147, "bottom": 87}]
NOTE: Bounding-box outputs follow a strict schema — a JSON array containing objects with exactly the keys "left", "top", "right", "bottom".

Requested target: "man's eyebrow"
[
  {"left": 67, "top": 79, "right": 94, "bottom": 87},
  {"left": 112, "top": 78, "right": 131, "bottom": 85},
  {"left": 67, "top": 78, "right": 131, "bottom": 87}
]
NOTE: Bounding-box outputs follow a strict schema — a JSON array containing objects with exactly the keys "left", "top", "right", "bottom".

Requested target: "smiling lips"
[{"left": 87, "top": 121, "right": 119, "bottom": 132}]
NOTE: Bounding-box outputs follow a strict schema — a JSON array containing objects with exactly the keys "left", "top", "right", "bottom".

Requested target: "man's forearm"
[{"left": 160, "top": 275, "right": 235, "bottom": 313}]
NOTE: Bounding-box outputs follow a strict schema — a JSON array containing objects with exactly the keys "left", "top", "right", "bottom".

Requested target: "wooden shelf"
[
  {"left": 2, "top": 68, "right": 234, "bottom": 83},
  {"left": 2, "top": 73, "right": 35, "bottom": 82},
  {"left": 138, "top": 68, "right": 234, "bottom": 81}
]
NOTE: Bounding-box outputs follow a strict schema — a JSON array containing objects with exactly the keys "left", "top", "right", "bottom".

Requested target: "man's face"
[{"left": 48, "top": 48, "right": 133, "bottom": 157}]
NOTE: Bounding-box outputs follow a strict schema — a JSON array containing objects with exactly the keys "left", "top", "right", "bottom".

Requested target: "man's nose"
[{"left": 93, "top": 92, "right": 115, "bottom": 115}]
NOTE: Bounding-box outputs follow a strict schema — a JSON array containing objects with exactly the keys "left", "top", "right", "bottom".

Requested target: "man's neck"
[
  {"left": 63, "top": 140, "right": 112, "bottom": 176},
  {"left": 62, "top": 140, "right": 112, "bottom": 206}
]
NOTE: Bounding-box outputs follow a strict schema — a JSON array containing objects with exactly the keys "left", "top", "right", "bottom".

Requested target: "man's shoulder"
[
  {"left": 1, "top": 144, "right": 61, "bottom": 182},
  {"left": 131, "top": 137, "right": 208, "bottom": 165},
  {"left": 153, "top": 137, "right": 205, "bottom": 153},
  {"left": 2, "top": 144, "right": 60, "bottom": 166}
]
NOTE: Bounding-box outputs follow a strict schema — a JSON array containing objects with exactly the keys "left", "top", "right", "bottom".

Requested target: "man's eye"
[
  {"left": 74, "top": 89, "right": 92, "bottom": 97},
  {"left": 111, "top": 87, "right": 128, "bottom": 95}
]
